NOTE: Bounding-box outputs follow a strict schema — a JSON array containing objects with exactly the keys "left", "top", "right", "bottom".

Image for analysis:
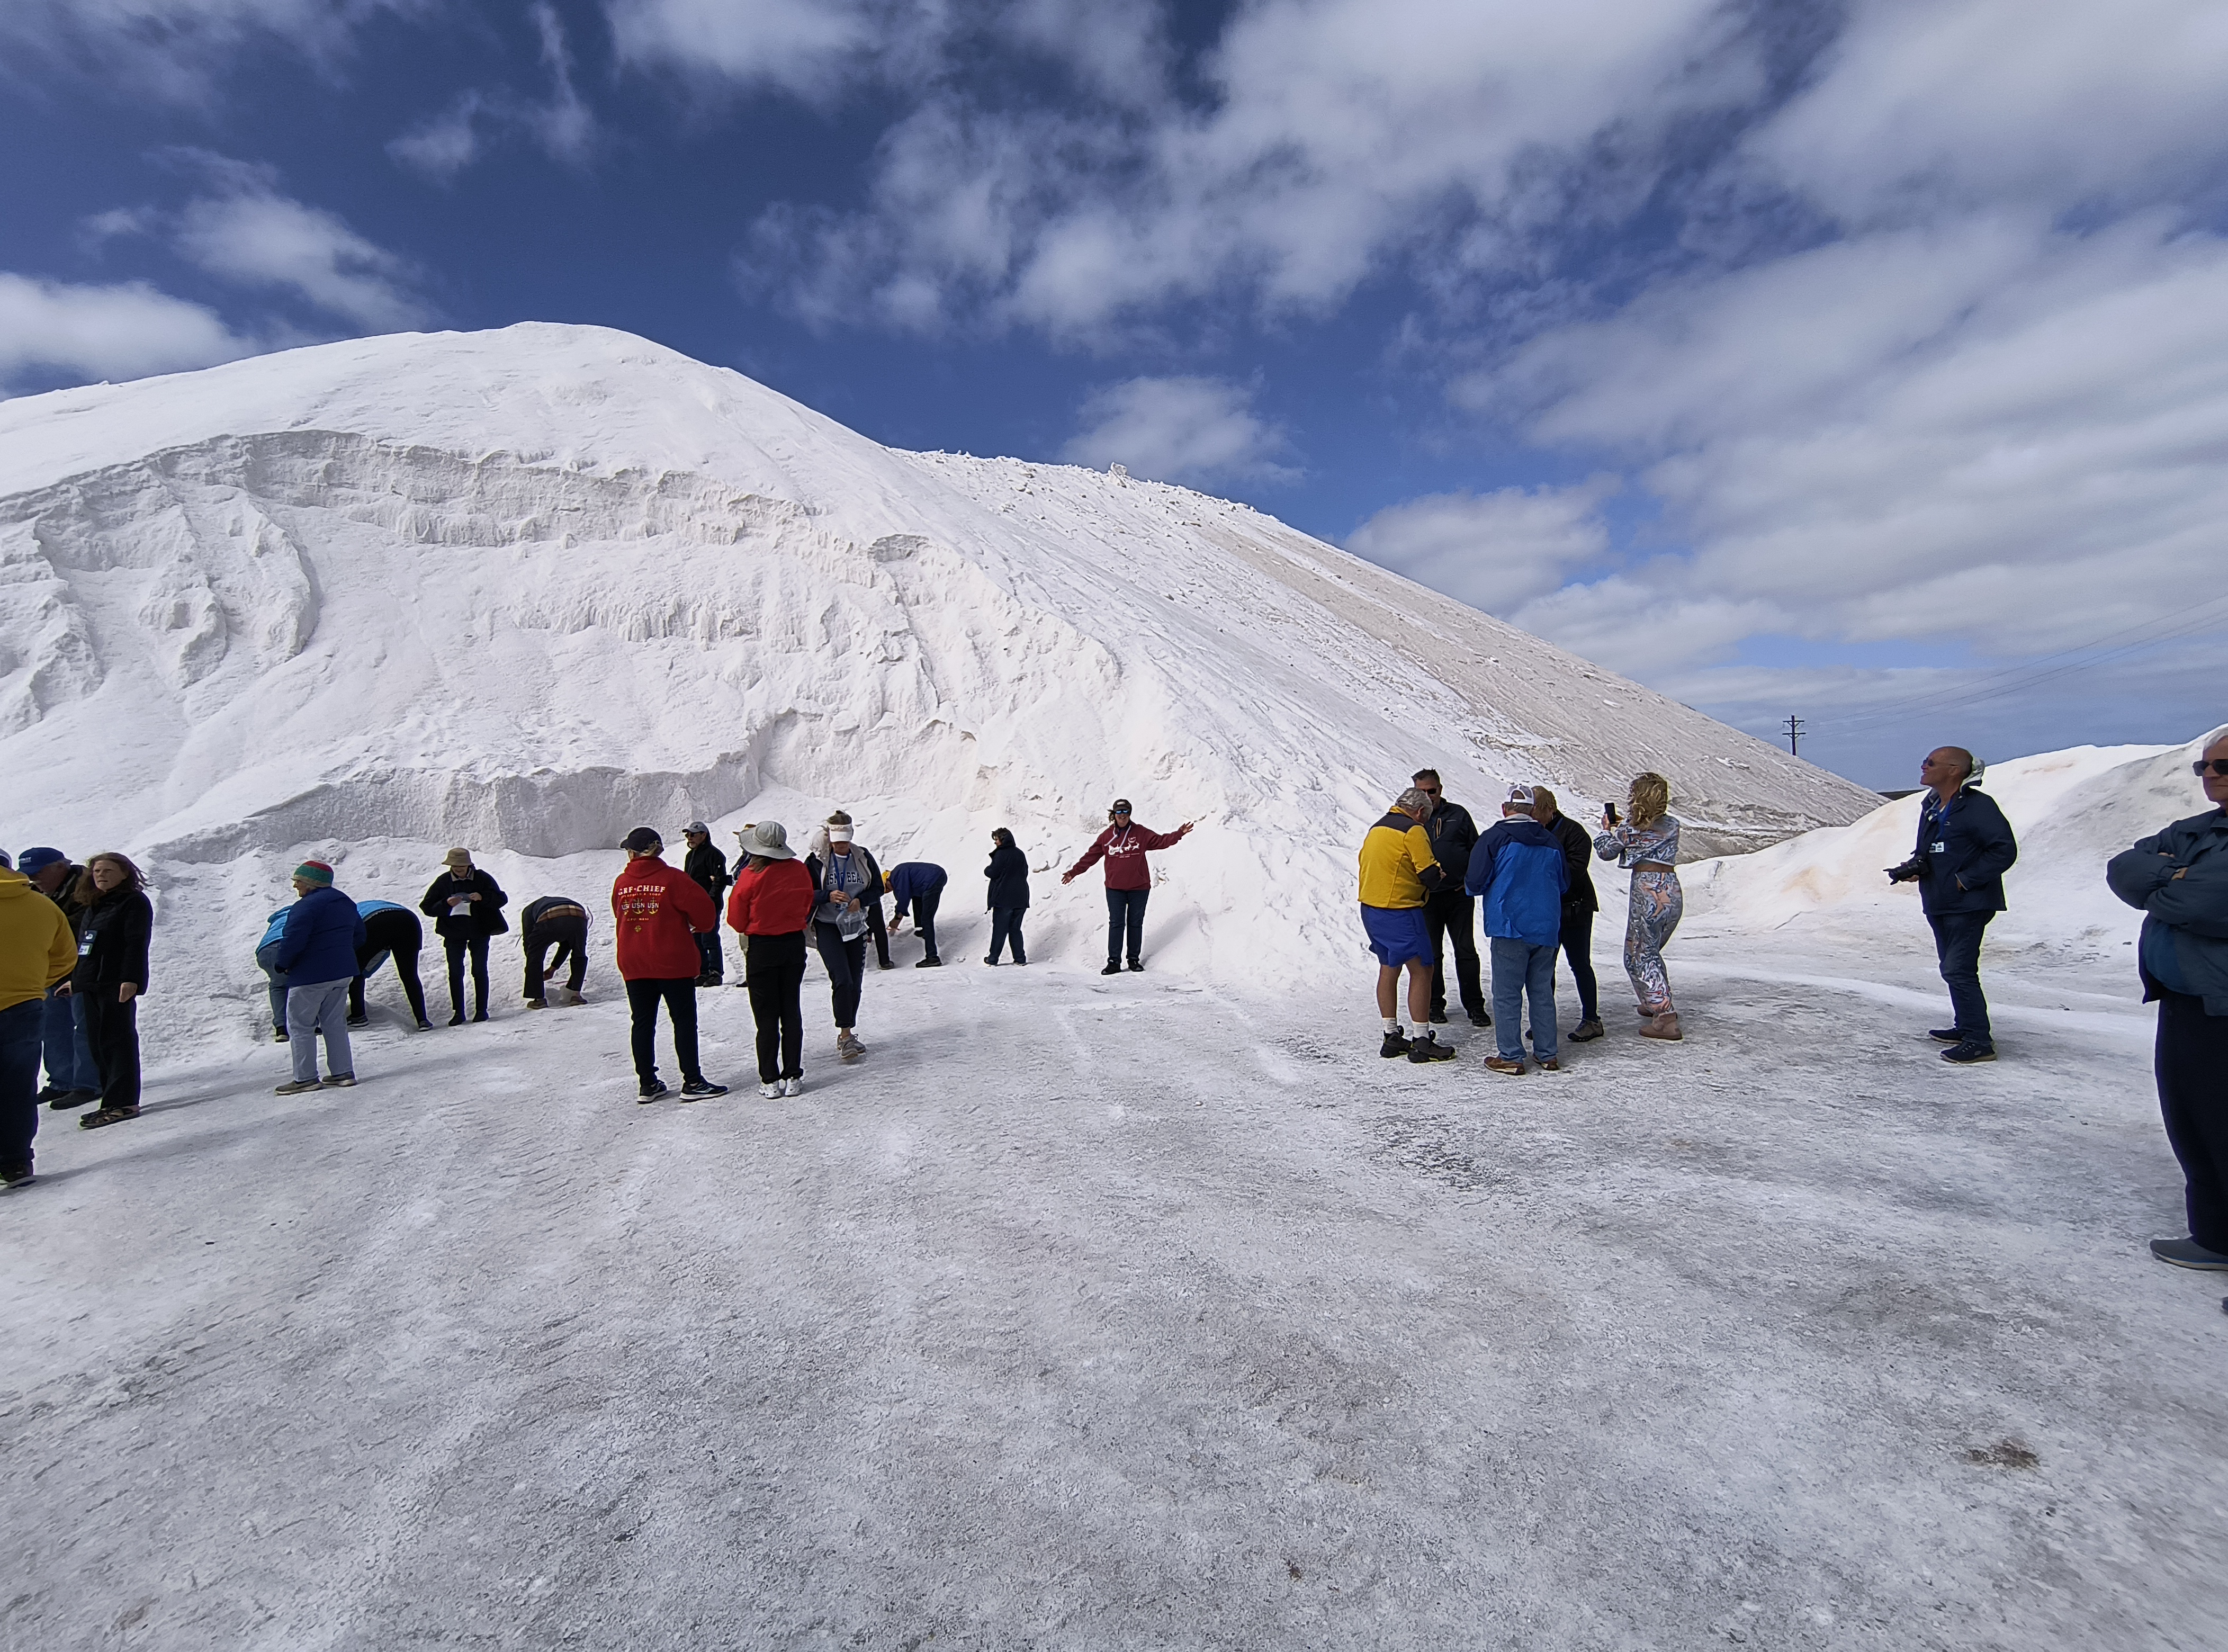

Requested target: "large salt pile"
[{"left": 0, "top": 324, "right": 1877, "bottom": 1052}]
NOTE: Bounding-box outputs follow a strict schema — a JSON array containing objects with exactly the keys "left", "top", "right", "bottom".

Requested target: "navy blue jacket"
[
  {"left": 983, "top": 848, "right": 1030, "bottom": 911},
  {"left": 1896, "top": 786, "right": 2017, "bottom": 915},
  {"left": 1464, "top": 818, "right": 1569, "bottom": 946},
  {"left": 274, "top": 886, "right": 368, "bottom": 984},
  {"left": 886, "top": 861, "right": 948, "bottom": 918},
  {"left": 2108, "top": 806, "right": 2228, "bottom": 1017}
]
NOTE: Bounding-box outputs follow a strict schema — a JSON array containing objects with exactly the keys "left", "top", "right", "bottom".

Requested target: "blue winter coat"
[
  {"left": 2107, "top": 806, "right": 2228, "bottom": 1017},
  {"left": 273, "top": 886, "right": 369, "bottom": 985},
  {"left": 1901, "top": 786, "right": 2017, "bottom": 915},
  {"left": 1465, "top": 818, "right": 1569, "bottom": 946},
  {"left": 887, "top": 861, "right": 949, "bottom": 918}
]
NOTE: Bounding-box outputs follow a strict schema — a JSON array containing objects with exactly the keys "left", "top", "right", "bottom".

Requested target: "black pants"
[
  {"left": 526, "top": 918, "right": 588, "bottom": 1000},
  {"left": 745, "top": 932, "right": 807, "bottom": 1082},
  {"left": 82, "top": 991, "right": 142, "bottom": 1114},
  {"left": 1558, "top": 908, "right": 1600, "bottom": 1022},
  {"left": 908, "top": 888, "right": 942, "bottom": 962},
  {"left": 2157, "top": 989, "right": 2228, "bottom": 1252},
  {"left": 1105, "top": 887, "right": 1148, "bottom": 963},
  {"left": 814, "top": 922, "right": 867, "bottom": 1028},
  {"left": 351, "top": 945, "right": 429, "bottom": 1024},
  {"left": 625, "top": 977, "right": 701, "bottom": 1085},
  {"left": 695, "top": 929, "right": 724, "bottom": 983},
  {"left": 1928, "top": 912, "right": 1994, "bottom": 1044},
  {"left": 1424, "top": 890, "right": 1485, "bottom": 1020},
  {"left": 989, "top": 904, "right": 1027, "bottom": 963},
  {"left": 445, "top": 933, "right": 491, "bottom": 1018},
  {"left": 865, "top": 897, "right": 893, "bottom": 968}
]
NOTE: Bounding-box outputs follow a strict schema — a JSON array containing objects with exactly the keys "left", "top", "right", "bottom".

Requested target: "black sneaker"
[
  {"left": 1380, "top": 1029, "right": 1412, "bottom": 1059},
  {"left": 679, "top": 1078, "right": 729, "bottom": 1099},
  {"left": 1940, "top": 1040, "right": 1997, "bottom": 1065},
  {"left": 34, "top": 1085, "right": 61, "bottom": 1105},
  {"left": 917, "top": 957, "right": 942, "bottom": 967},
  {"left": 637, "top": 1079, "right": 668, "bottom": 1103},
  {"left": 1, "top": 1162, "right": 32, "bottom": 1189},
  {"left": 1102, "top": 961, "right": 1122, "bottom": 975},
  {"left": 2148, "top": 1237, "right": 2228, "bottom": 1270},
  {"left": 1928, "top": 1027, "right": 1964, "bottom": 1043},
  {"left": 1468, "top": 1011, "right": 1492, "bottom": 1028},
  {"left": 48, "top": 1089, "right": 97, "bottom": 1111},
  {"left": 1428, "top": 1010, "right": 1449, "bottom": 1025},
  {"left": 984, "top": 956, "right": 1000, "bottom": 966},
  {"left": 273, "top": 1028, "right": 290, "bottom": 1043},
  {"left": 1407, "top": 1033, "right": 1457, "bottom": 1064},
  {"left": 345, "top": 1013, "right": 370, "bottom": 1028},
  {"left": 1126, "top": 958, "right": 1144, "bottom": 972},
  {"left": 448, "top": 1013, "right": 466, "bottom": 1027}
]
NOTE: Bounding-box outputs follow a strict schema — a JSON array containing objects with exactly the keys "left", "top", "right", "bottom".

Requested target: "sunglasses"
[
  {"left": 1415, "top": 786, "right": 1441, "bottom": 795},
  {"left": 2195, "top": 759, "right": 2228, "bottom": 777},
  {"left": 1109, "top": 808, "right": 1131, "bottom": 816}
]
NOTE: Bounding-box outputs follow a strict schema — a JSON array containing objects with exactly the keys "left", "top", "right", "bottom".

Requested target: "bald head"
[{"left": 1920, "top": 747, "right": 1974, "bottom": 799}]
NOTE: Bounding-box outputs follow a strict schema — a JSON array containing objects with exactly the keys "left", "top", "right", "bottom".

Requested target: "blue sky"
[{"left": 4, "top": 0, "right": 2225, "bottom": 788}]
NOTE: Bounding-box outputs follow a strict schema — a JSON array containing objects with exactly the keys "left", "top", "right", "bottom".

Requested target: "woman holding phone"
[
  {"left": 1594, "top": 773, "right": 1685, "bottom": 1041},
  {"left": 69, "top": 852, "right": 154, "bottom": 1128}
]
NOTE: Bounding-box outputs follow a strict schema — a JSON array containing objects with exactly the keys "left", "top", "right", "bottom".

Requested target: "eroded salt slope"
[{"left": 0, "top": 323, "right": 1877, "bottom": 1055}]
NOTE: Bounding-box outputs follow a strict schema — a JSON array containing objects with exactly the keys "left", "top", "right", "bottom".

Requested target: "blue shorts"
[{"left": 1361, "top": 903, "right": 1433, "bottom": 968}]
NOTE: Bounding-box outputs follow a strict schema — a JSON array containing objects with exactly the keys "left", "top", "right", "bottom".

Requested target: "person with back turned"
[
  {"left": 2107, "top": 729, "right": 2228, "bottom": 1279},
  {"left": 1530, "top": 787, "right": 1603, "bottom": 1043},
  {"left": 349, "top": 899, "right": 432, "bottom": 1029},
  {"left": 1468, "top": 787, "right": 1569, "bottom": 1075},
  {"left": 1, "top": 857, "right": 78, "bottom": 1187},
  {"left": 728, "top": 823, "right": 815, "bottom": 1098},
  {"left": 612, "top": 828, "right": 726, "bottom": 1103},
  {"left": 17, "top": 848, "right": 96, "bottom": 1110},
  {"left": 1887, "top": 747, "right": 2018, "bottom": 1065}
]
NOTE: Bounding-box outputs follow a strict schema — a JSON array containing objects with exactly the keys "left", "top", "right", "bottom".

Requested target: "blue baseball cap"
[{"left": 16, "top": 847, "right": 65, "bottom": 876}]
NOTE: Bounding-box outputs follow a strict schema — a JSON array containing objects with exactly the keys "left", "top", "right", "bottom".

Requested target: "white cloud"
[
  {"left": 605, "top": 0, "right": 885, "bottom": 101},
  {"left": 391, "top": 94, "right": 488, "bottom": 182},
  {"left": 0, "top": 0, "right": 415, "bottom": 100},
  {"left": 1347, "top": 477, "right": 1618, "bottom": 612},
  {"left": 388, "top": 6, "right": 595, "bottom": 182},
  {"left": 0, "top": 274, "right": 254, "bottom": 387},
  {"left": 1060, "top": 376, "right": 1297, "bottom": 486}
]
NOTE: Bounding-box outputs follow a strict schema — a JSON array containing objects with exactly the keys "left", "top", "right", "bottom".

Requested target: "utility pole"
[{"left": 1784, "top": 715, "right": 1804, "bottom": 758}]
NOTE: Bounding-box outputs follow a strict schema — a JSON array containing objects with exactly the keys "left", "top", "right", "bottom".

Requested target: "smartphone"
[{"left": 1605, "top": 802, "right": 1621, "bottom": 825}]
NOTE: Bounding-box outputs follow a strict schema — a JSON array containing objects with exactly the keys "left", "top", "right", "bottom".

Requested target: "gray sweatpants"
[{"left": 286, "top": 977, "right": 353, "bottom": 1084}]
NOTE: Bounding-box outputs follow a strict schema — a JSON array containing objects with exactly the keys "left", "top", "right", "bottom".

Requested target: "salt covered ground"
[{"left": 5, "top": 820, "right": 2222, "bottom": 1650}]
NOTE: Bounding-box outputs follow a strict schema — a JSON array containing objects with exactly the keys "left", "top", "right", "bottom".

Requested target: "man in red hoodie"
[
  {"left": 612, "top": 827, "right": 726, "bottom": 1102},
  {"left": 1062, "top": 798, "right": 1195, "bottom": 975}
]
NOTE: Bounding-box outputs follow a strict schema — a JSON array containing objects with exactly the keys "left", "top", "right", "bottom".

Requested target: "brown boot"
[{"left": 1639, "top": 1010, "right": 1683, "bottom": 1041}]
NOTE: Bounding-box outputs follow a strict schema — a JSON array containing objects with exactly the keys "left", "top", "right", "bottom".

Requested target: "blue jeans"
[
  {"left": 988, "top": 905, "right": 1027, "bottom": 963},
  {"left": 42, "top": 986, "right": 96, "bottom": 1092},
  {"left": 1928, "top": 912, "right": 1994, "bottom": 1046},
  {"left": 1, "top": 997, "right": 43, "bottom": 1172},
  {"left": 286, "top": 978, "right": 354, "bottom": 1083},
  {"left": 1105, "top": 887, "right": 1148, "bottom": 963},
  {"left": 1489, "top": 937, "right": 1558, "bottom": 1063}
]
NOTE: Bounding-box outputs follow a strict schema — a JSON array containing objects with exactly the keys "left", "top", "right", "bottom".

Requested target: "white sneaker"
[
  {"left": 781, "top": 1076, "right": 803, "bottom": 1096},
  {"left": 759, "top": 1081, "right": 781, "bottom": 1100}
]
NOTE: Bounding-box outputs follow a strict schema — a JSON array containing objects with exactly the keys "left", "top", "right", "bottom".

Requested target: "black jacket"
[
  {"left": 74, "top": 886, "right": 152, "bottom": 993},
  {"left": 357, "top": 905, "right": 423, "bottom": 963},
  {"left": 684, "top": 843, "right": 729, "bottom": 903},
  {"left": 520, "top": 895, "right": 589, "bottom": 933},
  {"left": 1892, "top": 786, "right": 2017, "bottom": 915},
  {"left": 985, "top": 845, "right": 1031, "bottom": 910},
  {"left": 1543, "top": 812, "right": 1600, "bottom": 917},
  {"left": 420, "top": 869, "right": 510, "bottom": 938},
  {"left": 1423, "top": 801, "right": 1480, "bottom": 896}
]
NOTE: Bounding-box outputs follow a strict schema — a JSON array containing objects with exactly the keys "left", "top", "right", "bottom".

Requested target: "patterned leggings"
[{"left": 1622, "top": 865, "right": 1683, "bottom": 1013}]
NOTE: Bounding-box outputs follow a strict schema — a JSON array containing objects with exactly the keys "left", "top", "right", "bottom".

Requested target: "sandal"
[{"left": 79, "top": 1107, "right": 140, "bottom": 1130}]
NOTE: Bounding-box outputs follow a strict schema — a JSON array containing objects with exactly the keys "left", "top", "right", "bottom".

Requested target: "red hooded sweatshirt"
[
  {"left": 1066, "top": 822, "right": 1188, "bottom": 891},
  {"left": 726, "top": 859, "right": 815, "bottom": 935},
  {"left": 612, "top": 855, "right": 717, "bottom": 980}
]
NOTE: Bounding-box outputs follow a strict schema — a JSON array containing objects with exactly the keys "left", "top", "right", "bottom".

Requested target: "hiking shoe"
[
  {"left": 1940, "top": 1040, "right": 1996, "bottom": 1064},
  {"left": 80, "top": 1106, "right": 140, "bottom": 1127},
  {"left": 1928, "top": 1027, "right": 1964, "bottom": 1043},
  {"left": 1126, "top": 958, "right": 1145, "bottom": 972},
  {"left": 2149, "top": 1237, "right": 2228, "bottom": 1271},
  {"left": 1380, "top": 1029, "right": 1412, "bottom": 1059},
  {"left": 1537, "top": 1057, "right": 1563, "bottom": 1072},
  {"left": 556, "top": 987, "right": 584, "bottom": 1005},
  {"left": 1567, "top": 1019, "right": 1604, "bottom": 1042},
  {"left": 272, "top": 1028, "right": 290, "bottom": 1043},
  {"left": 637, "top": 1080, "right": 668, "bottom": 1103},
  {"left": 48, "top": 1089, "right": 97, "bottom": 1111},
  {"left": 1639, "top": 1012, "right": 1683, "bottom": 1042},
  {"left": 322, "top": 1073, "right": 357, "bottom": 1088},
  {"left": 525, "top": 998, "right": 547, "bottom": 1010},
  {"left": 680, "top": 1078, "right": 729, "bottom": 1099},
  {"left": 274, "top": 1079, "right": 323, "bottom": 1096},
  {"left": 917, "top": 957, "right": 942, "bottom": 967},
  {"left": 1484, "top": 1056, "right": 1527, "bottom": 1075},
  {"left": 1407, "top": 1034, "right": 1457, "bottom": 1064},
  {"left": 760, "top": 1081, "right": 783, "bottom": 1100},
  {"left": 0, "top": 1162, "right": 32, "bottom": 1189},
  {"left": 837, "top": 1032, "right": 866, "bottom": 1062},
  {"left": 1102, "top": 961, "right": 1122, "bottom": 976}
]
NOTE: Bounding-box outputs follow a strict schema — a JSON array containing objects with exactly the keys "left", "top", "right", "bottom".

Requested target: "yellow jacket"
[
  {"left": 0, "top": 868, "right": 77, "bottom": 1014},
  {"left": 1358, "top": 811, "right": 1445, "bottom": 909}
]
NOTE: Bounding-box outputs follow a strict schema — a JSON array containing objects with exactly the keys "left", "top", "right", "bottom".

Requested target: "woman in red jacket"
[
  {"left": 611, "top": 828, "right": 726, "bottom": 1102},
  {"left": 726, "top": 822, "right": 816, "bottom": 1099},
  {"left": 1062, "top": 798, "right": 1194, "bottom": 975}
]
